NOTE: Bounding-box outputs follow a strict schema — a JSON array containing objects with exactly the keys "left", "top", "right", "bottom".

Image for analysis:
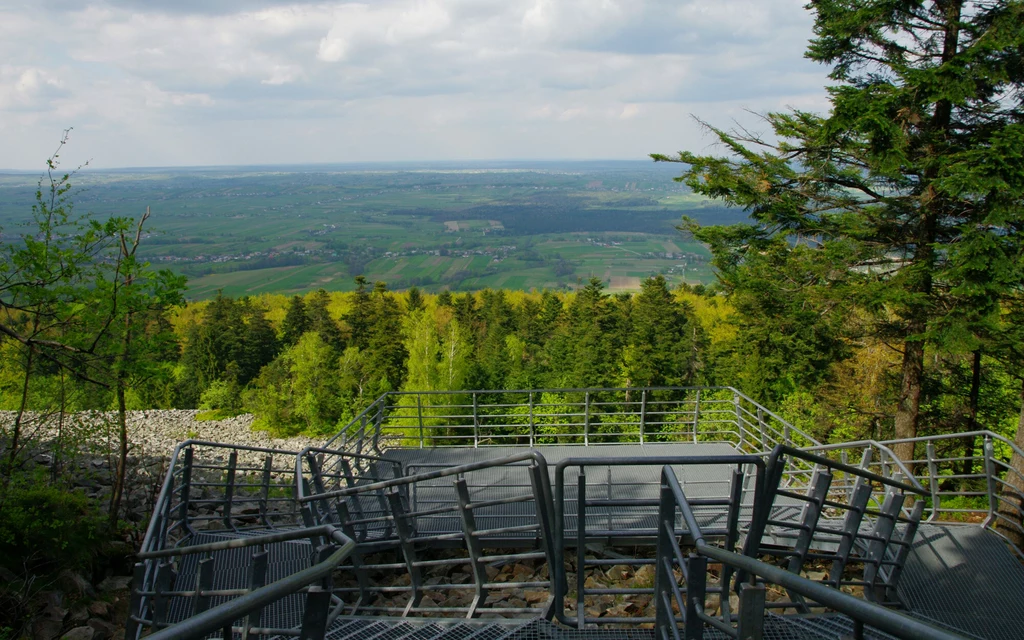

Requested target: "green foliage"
[
  {"left": 245, "top": 332, "right": 342, "bottom": 436},
  {"left": 199, "top": 378, "right": 242, "bottom": 413},
  {"left": 0, "top": 480, "right": 104, "bottom": 575},
  {"left": 654, "top": 0, "right": 1024, "bottom": 447}
]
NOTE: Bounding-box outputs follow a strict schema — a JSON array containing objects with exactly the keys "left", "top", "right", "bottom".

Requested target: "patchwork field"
[{"left": 0, "top": 160, "right": 735, "bottom": 299}]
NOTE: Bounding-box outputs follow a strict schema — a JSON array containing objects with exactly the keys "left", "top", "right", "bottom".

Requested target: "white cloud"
[{"left": 0, "top": 0, "right": 830, "bottom": 168}]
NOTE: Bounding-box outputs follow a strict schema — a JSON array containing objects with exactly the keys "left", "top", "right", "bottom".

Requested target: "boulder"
[
  {"left": 31, "top": 617, "right": 64, "bottom": 640},
  {"left": 60, "top": 627, "right": 95, "bottom": 640},
  {"left": 87, "top": 601, "right": 111, "bottom": 619},
  {"left": 59, "top": 571, "right": 97, "bottom": 599},
  {"left": 87, "top": 618, "right": 117, "bottom": 640},
  {"left": 96, "top": 576, "right": 133, "bottom": 592}
]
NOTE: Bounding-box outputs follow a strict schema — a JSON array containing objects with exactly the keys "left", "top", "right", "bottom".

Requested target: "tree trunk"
[
  {"left": 108, "top": 312, "right": 133, "bottom": 531},
  {"left": 957, "top": 349, "right": 982, "bottom": 487},
  {"left": 4, "top": 345, "right": 35, "bottom": 479},
  {"left": 108, "top": 383, "right": 129, "bottom": 530},
  {"left": 997, "top": 378, "right": 1024, "bottom": 548},
  {"left": 892, "top": 337, "right": 924, "bottom": 467}
]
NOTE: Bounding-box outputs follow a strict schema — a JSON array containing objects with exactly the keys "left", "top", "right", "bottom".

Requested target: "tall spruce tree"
[
  {"left": 280, "top": 295, "right": 309, "bottom": 347},
  {"left": 655, "top": 0, "right": 1024, "bottom": 461}
]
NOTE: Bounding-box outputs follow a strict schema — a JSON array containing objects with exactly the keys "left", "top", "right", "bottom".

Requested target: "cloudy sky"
[{"left": 0, "top": 0, "right": 831, "bottom": 170}]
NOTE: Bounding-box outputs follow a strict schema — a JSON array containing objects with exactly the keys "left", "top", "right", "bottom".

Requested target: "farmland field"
[{"left": 0, "top": 160, "right": 740, "bottom": 299}]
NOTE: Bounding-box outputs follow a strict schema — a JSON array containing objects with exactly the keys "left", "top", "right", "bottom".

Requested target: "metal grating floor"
[
  {"left": 898, "top": 523, "right": 1024, "bottom": 640},
  {"left": 323, "top": 614, "right": 904, "bottom": 640},
  {"left": 168, "top": 531, "right": 312, "bottom": 630},
  {"left": 384, "top": 444, "right": 746, "bottom": 541}
]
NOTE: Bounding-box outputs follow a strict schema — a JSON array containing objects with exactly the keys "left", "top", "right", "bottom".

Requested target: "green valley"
[{"left": 0, "top": 161, "right": 734, "bottom": 299}]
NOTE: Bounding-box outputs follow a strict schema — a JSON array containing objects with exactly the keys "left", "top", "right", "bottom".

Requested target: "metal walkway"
[
  {"left": 899, "top": 524, "right": 1024, "bottom": 639},
  {"left": 386, "top": 443, "right": 741, "bottom": 541},
  {"left": 126, "top": 387, "right": 1024, "bottom": 640}
]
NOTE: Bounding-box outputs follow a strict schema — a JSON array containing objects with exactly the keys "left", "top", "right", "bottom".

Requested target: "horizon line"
[{"left": 0, "top": 157, "right": 667, "bottom": 175}]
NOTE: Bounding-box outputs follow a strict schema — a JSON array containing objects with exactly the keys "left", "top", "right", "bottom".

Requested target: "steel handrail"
[
  {"left": 140, "top": 440, "right": 301, "bottom": 555},
  {"left": 657, "top": 466, "right": 966, "bottom": 640},
  {"left": 795, "top": 440, "right": 928, "bottom": 493},
  {"left": 326, "top": 387, "right": 822, "bottom": 455},
  {"left": 142, "top": 526, "right": 355, "bottom": 640},
  {"left": 878, "top": 429, "right": 1024, "bottom": 462},
  {"left": 138, "top": 524, "right": 343, "bottom": 560},
  {"left": 297, "top": 449, "right": 551, "bottom": 503},
  {"left": 699, "top": 545, "right": 966, "bottom": 640}
]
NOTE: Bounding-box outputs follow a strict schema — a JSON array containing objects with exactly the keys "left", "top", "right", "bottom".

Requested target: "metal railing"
[
  {"left": 130, "top": 441, "right": 305, "bottom": 640},
  {"left": 296, "top": 450, "right": 560, "bottom": 619},
  {"left": 128, "top": 525, "right": 355, "bottom": 640},
  {"left": 794, "top": 431, "right": 1024, "bottom": 552},
  {"left": 654, "top": 465, "right": 966, "bottom": 640},
  {"left": 325, "top": 387, "right": 821, "bottom": 453},
  {"left": 139, "top": 441, "right": 303, "bottom": 553},
  {"left": 126, "top": 388, "right": 1024, "bottom": 639},
  {"left": 551, "top": 454, "right": 765, "bottom": 627},
  {"left": 750, "top": 446, "right": 928, "bottom": 608}
]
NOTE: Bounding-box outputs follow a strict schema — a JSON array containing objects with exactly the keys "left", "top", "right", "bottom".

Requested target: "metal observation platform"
[{"left": 127, "top": 387, "right": 1024, "bottom": 640}]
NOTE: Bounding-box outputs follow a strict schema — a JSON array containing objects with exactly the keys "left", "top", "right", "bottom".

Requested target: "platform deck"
[{"left": 382, "top": 443, "right": 747, "bottom": 542}]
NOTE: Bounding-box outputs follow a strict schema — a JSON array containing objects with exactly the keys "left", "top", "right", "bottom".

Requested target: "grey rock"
[
  {"left": 61, "top": 626, "right": 95, "bottom": 640},
  {"left": 69, "top": 605, "right": 90, "bottom": 624},
  {"left": 32, "top": 617, "right": 64, "bottom": 640},
  {"left": 96, "top": 576, "right": 133, "bottom": 592},
  {"left": 86, "top": 601, "right": 111, "bottom": 618},
  {"left": 40, "top": 603, "right": 68, "bottom": 623},
  {"left": 87, "top": 617, "right": 116, "bottom": 640},
  {"left": 59, "top": 570, "right": 97, "bottom": 599},
  {"left": 43, "top": 590, "right": 65, "bottom": 611}
]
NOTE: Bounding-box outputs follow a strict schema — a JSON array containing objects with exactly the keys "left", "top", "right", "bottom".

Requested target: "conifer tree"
[
  {"left": 280, "top": 295, "right": 309, "bottom": 347},
  {"left": 306, "top": 288, "right": 344, "bottom": 351},
  {"left": 655, "top": 0, "right": 1024, "bottom": 460}
]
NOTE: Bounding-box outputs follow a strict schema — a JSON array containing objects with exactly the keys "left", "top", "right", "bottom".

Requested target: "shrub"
[{"left": 0, "top": 481, "right": 105, "bottom": 575}]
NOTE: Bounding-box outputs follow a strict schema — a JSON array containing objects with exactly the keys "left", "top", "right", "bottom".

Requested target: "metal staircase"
[{"left": 126, "top": 387, "right": 1024, "bottom": 640}]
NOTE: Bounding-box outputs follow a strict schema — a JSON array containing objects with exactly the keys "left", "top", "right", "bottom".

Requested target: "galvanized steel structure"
[{"left": 127, "top": 387, "right": 1024, "bottom": 640}]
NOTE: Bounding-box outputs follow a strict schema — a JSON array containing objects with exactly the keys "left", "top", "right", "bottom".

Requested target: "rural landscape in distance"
[{"left": 0, "top": 160, "right": 737, "bottom": 300}]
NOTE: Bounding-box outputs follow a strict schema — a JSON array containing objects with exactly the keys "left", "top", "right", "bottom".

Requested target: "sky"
[{"left": 0, "top": 0, "right": 832, "bottom": 170}]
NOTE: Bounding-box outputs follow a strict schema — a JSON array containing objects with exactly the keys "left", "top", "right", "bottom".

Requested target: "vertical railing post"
[
  {"left": 654, "top": 475, "right": 675, "bottom": 636},
  {"left": 357, "top": 415, "right": 367, "bottom": 456},
  {"left": 529, "top": 391, "right": 536, "bottom": 447},
  {"left": 685, "top": 555, "right": 707, "bottom": 640},
  {"left": 733, "top": 391, "right": 742, "bottom": 446},
  {"left": 244, "top": 548, "right": 269, "bottom": 635},
  {"left": 926, "top": 442, "right": 941, "bottom": 521},
  {"left": 178, "top": 447, "right": 194, "bottom": 534},
  {"left": 576, "top": 471, "right": 587, "bottom": 628},
  {"left": 223, "top": 451, "right": 238, "bottom": 531},
  {"left": 417, "top": 394, "right": 425, "bottom": 449},
  {"left": 472, "top": 392, "right": 480, "bottom": 448},
  {"left": 737, "top": 584, "right": 766, "bottom": 640},
  {"left": 584, "top": 391, "right": 591, "bottom": 446},
  {"left": 372, "top": 400, "right": 384, "bottom": 453},
  {"left": 692, "top": 389, "right": 701, "bottom": 443},
  {"left": 757, "top": 407, "right": 767, "bottom": 452},
  {"left": 387, "top": 487, "right": 423, "bottom": 616},
  {"left": 640, "top": 389, "right": 647, "bottom": 445},
  {"left": 984, "top": 437, "right": 999, "bottom": 528},
  {"left": 455, "top": 476, "right": 488, "bottom": 617}
]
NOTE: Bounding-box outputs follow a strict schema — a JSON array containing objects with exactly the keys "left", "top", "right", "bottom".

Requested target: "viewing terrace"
[{"left": 126, "top": 387, "right": 1024, "bottom": 640}]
